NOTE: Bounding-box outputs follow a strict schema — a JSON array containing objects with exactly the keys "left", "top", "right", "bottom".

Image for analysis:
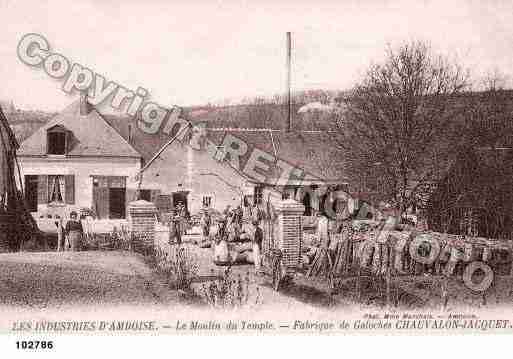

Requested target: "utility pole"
[{"left": 286, "top": 32, "right": 292, "bottom": 132}]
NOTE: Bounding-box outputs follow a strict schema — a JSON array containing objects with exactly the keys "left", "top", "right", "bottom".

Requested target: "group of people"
[
  {"left": 223, "top": 205, "right": 245, "bottom": 242},
  {"left": 202, "top": 203, "right": 263, "bottom": 273}
]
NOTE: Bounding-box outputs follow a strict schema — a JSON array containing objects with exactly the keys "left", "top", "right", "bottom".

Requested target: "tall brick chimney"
[
  {"left": 286, "top": 32, "right": 292, "bottom": 132},
  {"left": 80, "top": 91, "right": 91, "bottom": 116}
]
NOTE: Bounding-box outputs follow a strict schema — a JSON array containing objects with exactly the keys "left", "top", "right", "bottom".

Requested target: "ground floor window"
[
  {"left": 281, "top": 186, "right": 297, "bottom": 200},
  {"left": 254, "top": 186, "right": 263, "bottom": 205},
  {"left": 202, "top": 196, "right": 212, "bottom": 208},
  {"left": 302, "top": 191, "right": 312, "bottom": 216},
  {"left": 24, "top": 174, "right": 75, "bottom": 210},
  {"left": 48, "top": 175, "right": 65, "bottom": 203}
]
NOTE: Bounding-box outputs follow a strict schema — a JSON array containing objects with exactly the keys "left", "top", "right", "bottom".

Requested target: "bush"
[
  {"left": 82, "top": 225, "right": 131, "bottom": 251},
  {"left": 153, "top": 245, "right": 199, "bottom": 292},
  {"left": 200, "top": 267, "right": 255, "bottom": 308}
]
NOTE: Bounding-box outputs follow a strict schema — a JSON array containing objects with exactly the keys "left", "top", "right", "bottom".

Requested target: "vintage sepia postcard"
[{"left": 0, "top": 0, "right": 512, "bottom": 348}]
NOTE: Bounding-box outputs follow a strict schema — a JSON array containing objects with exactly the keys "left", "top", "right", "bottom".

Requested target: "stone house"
[
  {"left": 137, "top": 126, "right": 348, "bottom": 216},
  {"left": 16, "top": 95, "right": 142, "bottom": 219}
]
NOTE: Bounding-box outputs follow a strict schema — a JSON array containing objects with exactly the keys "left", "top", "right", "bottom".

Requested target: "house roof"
[
  {"left": 100, "top": 111, "right": 346, "bottom": 184},
  {"left": 203, "top": 129, "right": 345, "bottom": 183},
  {"left": 18, "top": 100, "right": 141, "bottom": 158}
]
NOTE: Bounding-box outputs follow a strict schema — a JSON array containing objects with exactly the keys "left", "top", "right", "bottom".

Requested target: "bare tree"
[
  {"left": 335, "top": 41, "right": 469, "bottom": 216},
  {"left": 425, "top": 72, "right": 513, "bottom": 237},
  {"left": 466, "top": 71, "right": 512, "bottom": 147}
]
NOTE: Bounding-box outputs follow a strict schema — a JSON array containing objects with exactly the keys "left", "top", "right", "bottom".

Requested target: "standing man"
[
  {"left": 173, "top": 214, "right": 182, "bottom": 245},
  {"left": 252, "top": 220, "right": 263, "bottom": 274},
  {"left": 65, "top": 211, "right": 83, "bottom": 251},
  {"left": 173, "top": 203, "right": 183, "bottom": 245},
  {"left": 235, "top": 205, "right": 243, "bottom": 226},
  {"left": 251, "top": 203, "right": 261, "bottom": 224},
  {"left": 317, "top": 212, "right": 329, "bottom": 249},
  {"left": 167, "top": 212, "right": 177, "bottom": 245},
  {"left": 223, "top": 205, "right": 232, "bottom": 217}
]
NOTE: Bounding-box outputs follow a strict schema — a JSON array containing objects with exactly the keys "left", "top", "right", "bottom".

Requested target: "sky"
[{"left": 1, "top": 0, "right": 513, "bottom": 111}]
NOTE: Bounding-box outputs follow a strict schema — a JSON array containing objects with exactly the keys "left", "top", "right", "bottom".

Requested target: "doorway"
[
  {"left": 302, "top": 192, "right": 312, "bottom": 216},
  {"left": 109, "top": 188, "right": 126, "bottom": 219},
  {"left": 92, "top": 176, "right": 127, "bottom": 219}
]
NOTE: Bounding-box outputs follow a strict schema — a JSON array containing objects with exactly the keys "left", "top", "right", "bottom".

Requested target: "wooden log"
[
  {"left": 57, "top": 219, "right": 63, "bottom": 252},
  {"left": 332, "top": 241, "right": 341, "bottom": 273},
  {"left": 386, "top": 243, "right": 392, "bottom": 308},
  {"left": 509, "top": 245, "right": 513, "bottom": 277},
  {"left": 346, "top": 238, "right": 353, "bottom": 274},
  {"left": 334, "top": 240, "right": 344, "bottom": 275},
  {"left": 326, "top": 248, "right": 334, "bottom": 278},
  {"left": 307, "top": 248, "right": 320, "bottom": 277}
]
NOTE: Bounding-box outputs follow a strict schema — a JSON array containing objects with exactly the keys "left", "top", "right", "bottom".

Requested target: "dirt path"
[{"left": 181, "top": 241, "right": 334, "bottom": 310}]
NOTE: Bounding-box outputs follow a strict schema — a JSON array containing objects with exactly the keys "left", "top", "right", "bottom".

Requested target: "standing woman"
[
  {"left": 65, "top": 211, "right": 83, "bottom": 251},
  {"left": 251, "top": 220, "right": 263, "bottom": 274},
  {"left": 201, "top": 210, "right": 211, "bottom": 239},
  {"left": 213, "top": 216, "right": 230, "bottom": 265}
]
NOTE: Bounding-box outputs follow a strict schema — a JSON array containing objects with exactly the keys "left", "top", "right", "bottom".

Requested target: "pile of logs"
[
  {"left": 332, "top": 235, "right": 355, "bottom": 276},
  {"left": 307, "top": 229, "right": 364, "bottom": 278},
  {"left": 354, "top": 229, "right": 513, "bottom": 277},
  {"left": 305, "top": 223, "right": 513, "bottom": 283},
  {"left": 306, "top": 247, "right": 332, "bottom": 278}
]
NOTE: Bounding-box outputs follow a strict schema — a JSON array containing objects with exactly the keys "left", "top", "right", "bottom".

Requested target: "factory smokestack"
[
  {"left": 79, "top": 91, "right": 91, "bottom": 116},
  {"left": 286, "top": 32, "right": 292, "bottom": 132}
]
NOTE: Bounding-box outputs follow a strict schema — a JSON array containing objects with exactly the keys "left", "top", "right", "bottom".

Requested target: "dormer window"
[{"left": 47, "top": 125, "right": 68, "bottom": 155}]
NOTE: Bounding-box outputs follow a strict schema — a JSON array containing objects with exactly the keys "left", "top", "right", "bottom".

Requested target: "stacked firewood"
[
  {"left": 306, "top": 246, "right": 332, "bottom": 278},
  {"left": 306, "top": 227, "right": 369, "bottom": 278},
  {"left": 332, "top": 231, "right": 355, "bottom": 276},
  {"left": 331, "top": 227, "right": 372, "bottom": 276}
]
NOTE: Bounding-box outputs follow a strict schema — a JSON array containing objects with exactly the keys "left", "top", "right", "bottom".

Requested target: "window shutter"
[
  {"left": 65, "top": 175, "right": 75, "bottom": 204},
  {"left": 66, "top": 131, "right": 71, "bottom": 154},
  {"left": 37, "top": 175, "right": 48, "bottom": 204},
  {"left": 94, "top": 187, "right": 110, "bottom": 219}
]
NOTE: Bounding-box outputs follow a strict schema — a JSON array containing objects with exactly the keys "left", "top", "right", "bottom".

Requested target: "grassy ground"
[
  {"left": 185, "top": 241, "right": 513, "bottom": 311},
  {"left": 0, "top": 251, "right": 176, "bottom": 308},
  {"left": 0, "top": 246, "right": 331, "bottom": 311},
  {"left": 2, "top": 245, "right": 508, "bottom": 312}
]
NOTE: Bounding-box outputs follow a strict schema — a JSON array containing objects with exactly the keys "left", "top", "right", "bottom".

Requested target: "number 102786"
[{"left": 16, "top": 340, "right": 54, "bottom": 350}]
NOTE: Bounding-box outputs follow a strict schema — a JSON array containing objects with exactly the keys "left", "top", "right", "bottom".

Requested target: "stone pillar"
[
  {"left": 127, "top": 200, "right": 157, "bottom": 251},
  {"left": 274, "top": 199, "right": 305, "bottom": 271}
]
